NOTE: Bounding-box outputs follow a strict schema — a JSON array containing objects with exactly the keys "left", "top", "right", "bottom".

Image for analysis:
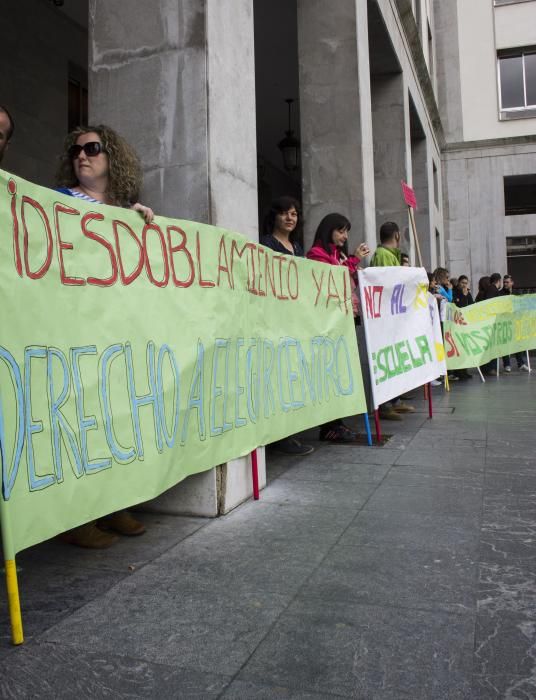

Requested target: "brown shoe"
[
  {"left": 394, "top": 402, "right": 415, "bottom": 413},
  {"left": 378, "top": 408, "right": 403, "bottom": 421},
  {"left": 99, "top": 511, "right": 146, "bottom": 536},
  {"left": 59, "top": 522, "right": 119, "bottom": 549}
]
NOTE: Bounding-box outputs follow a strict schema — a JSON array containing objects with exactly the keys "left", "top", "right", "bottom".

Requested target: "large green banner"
[
  {"left": 444, "top": 295, "right": 536, "bottom": 369},
  {"left": 0, "top": 171, "right": 365, "bottom": 557}
]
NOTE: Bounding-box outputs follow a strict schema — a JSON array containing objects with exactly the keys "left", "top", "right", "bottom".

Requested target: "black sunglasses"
[{"left": 68, "top": 141, "right": 105, "bottom": 159}]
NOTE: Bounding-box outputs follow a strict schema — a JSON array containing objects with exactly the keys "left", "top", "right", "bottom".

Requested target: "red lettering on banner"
[
  {"left": 8, "top": 179, "right": 23, "bottom": 277},
  {"left": 256, "top": 246, "right": 266, "bottom": 297},
  {"left": 287, "top": 259, "right": 299, "bottom": 300},
  {"left": 143, "top": 223, "right": 170, "bottom": 288},
  {"left": 217, "top": 235, "right": 234, "bottom": 289},
  {"left": 275, "top": 255, "right": 288, "bottom": 300},
  {"left": 326, "top": 269, "right": 343, "bottom": 308},
  {"left": 312, "top": 268, "right": 324, "bottom": 306},
  {"left": 264, "top": 251, "right": 277, "bottom": 297},
  {"left": 167, "top": 226, "right": 194, "bottom": 287},
  {"left": 21, "top": 195, "right": 53, "bottom": 280},
  {"left": 453, "top": 310, "right": 467, "bottom": 326},
  {"left": 196, "top": 231, "right": 215, "bottom": 288},
  {"left": 444, "top": 331, "right": 460, "bottom": 358},
  {"left": 54, "top": 202, "right": 85, "bottom": 286},
  {"left": 364, "top": 285, "right": 383, "bottom": 318},
  {"left": 247, "top": 245, "right": 259, "bottom": 295},
  {"left": 113, "top": 219, "right": 145, "bottom": 286},
  {"left": 81, "top": 212, "right": 118, "bottom": 287}
]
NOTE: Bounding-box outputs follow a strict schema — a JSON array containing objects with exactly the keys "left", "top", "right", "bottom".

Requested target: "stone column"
[
  {"left": 371, "top": 72, "right": 409, "bottom": 247},
  {"left": 88, "top": 0, "right": 263, "bottom": 516},
  {"left": 297, "top": 0, "right": 375, "bottom": 252}
]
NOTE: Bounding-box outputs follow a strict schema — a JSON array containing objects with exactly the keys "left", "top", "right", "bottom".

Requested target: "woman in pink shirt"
[{"left": 306, "top": 213, "right": 370, "bottom": 441}]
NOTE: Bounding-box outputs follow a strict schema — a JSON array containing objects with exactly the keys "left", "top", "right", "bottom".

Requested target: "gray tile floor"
[{"left": 1, "top": 372, "right": 535, "bottom": 698}]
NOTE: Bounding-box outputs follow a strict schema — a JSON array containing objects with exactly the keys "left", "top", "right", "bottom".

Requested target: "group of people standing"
[{"left": 427, "top": 267, "right": 529, "bottom": 380}]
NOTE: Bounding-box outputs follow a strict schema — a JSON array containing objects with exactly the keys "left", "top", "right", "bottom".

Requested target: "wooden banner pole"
[
  {"left": 408, "top": 206, "right": 424, "bottom": 268},
  {"left": 5, "top": 560, "right": 23, "bottom": 645}
]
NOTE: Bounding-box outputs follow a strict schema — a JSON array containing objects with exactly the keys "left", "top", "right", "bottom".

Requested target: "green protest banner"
[
  {"left": 0, "top": 170, "right": 366, "bottom": 563},
  {"left": 444, "top": 295, "right": 536, "bottom": 369}
]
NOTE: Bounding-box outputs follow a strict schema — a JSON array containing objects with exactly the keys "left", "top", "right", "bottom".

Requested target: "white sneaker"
[
  {"left": 519, "top": 364, "right": 531, "bottom": 372},
  {"left": 431, "top": 379, "right": 442, "bottom": 386},
  {"left": 504, "top": 366, "right": 512, "bottom": 373},
  {"left": 448, "top": 374, "right": 459, "bottom": 381}
]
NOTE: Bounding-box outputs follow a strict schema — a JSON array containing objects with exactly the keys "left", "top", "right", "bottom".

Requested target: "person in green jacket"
[
  {"left": 370, "top": 222, "right": 415, "bottom": 420},
  {"left": 370, "top": 221, "right": 403, "bottom": 267}
]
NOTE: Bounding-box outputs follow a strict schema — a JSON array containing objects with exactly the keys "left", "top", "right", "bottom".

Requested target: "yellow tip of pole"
[
  {"left": 444, "top": 374, "right": 450, "bottom": 392},
  {"left": 5, "top": 560, "right": 24, "bottom": 645}
]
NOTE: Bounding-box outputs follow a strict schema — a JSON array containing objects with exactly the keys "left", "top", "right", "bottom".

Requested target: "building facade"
[{"left": 435, "top": 0, "right": 536, "bottom": 289}]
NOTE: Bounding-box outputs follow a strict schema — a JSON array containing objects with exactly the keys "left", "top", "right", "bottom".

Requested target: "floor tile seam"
[
  {"left": 470, "top": 436, "right": 492, "bottom": 672},
  {"left": 277, "top": 475, "right": 389, "bottom": 486},
  {"left": 209, "top": 464, "right": 400, "bottom": 692},
  {"left": 272, "top": 593, "right": 479, "bottom": 621},
  {"left": 17, "top": 638, "right": 238, "bottom": 689},
  {"left": 332, "top": 540, "right": 482, "bottom": 557},
  {"left": 222, "top": 671, "right": 360, "bottom": 700},
  {"left": 28, "top": 520, "right": 217, "bottom": 645}
]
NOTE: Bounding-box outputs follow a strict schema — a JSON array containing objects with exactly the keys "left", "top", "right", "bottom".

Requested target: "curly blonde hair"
[{"left": 55, "top": 124, "right": 143, "bottom": 207}]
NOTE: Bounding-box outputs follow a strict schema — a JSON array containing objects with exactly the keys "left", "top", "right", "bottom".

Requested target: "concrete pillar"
[
  {"left": 411, "top": 137, "right": 431, "bottom": 268},
  {"left": 88, "top": 0, "right": 264, "bottom": 516},
  {"left": 371, "top": 73, "right": 409, "bottom": 246},
  {"left": 297, "top": 0, "right": 372, "bottom": 252}
]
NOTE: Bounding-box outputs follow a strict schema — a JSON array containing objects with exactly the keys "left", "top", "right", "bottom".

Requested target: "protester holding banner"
[
  {"left": 54, "top": 124, "right": 153, "bottom": 547},
  {"left": 56, "top": 124, "right": 154, "bottom": 223},
  {"left": 306, "top": 213, "right": 370, "bottom": 441},
  {"left": 369, "top": 222, "right": 415, "bottom": 420},
  {"left": 260, "top": 195, "right": 304, "bottom": 256},
  {"left": 432, "top": 268, "right": 453, "bottom": 303},
  {"left": 260, "top": 197, "right": 314, "bottom": 456},
  {"left": 475, "top": 276, "right": 491, "bottom": 303},
  {"left": 453, "top": 275, "right": 473, "bottom": 308},
  {"left": 501, "top": 275, "right": 530, "bottom": 372},
  {"left": 369, "top": 221, "right": 402, "bottom": 267}
]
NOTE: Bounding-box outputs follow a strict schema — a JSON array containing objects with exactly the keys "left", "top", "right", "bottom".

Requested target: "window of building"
[
  {"left": 506, "top": 236, "right": 536, "bottom": 292},
  {"left": 504, "top": 174, "right": 536, "bottom": 216},
  {"left": 498, "top": 48, "right": 536, "bottom": 114}
]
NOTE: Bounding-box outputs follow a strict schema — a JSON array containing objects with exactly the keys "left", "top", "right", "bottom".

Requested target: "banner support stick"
[
  {"left": 427, "top": 383, "right": 433, "bottom": 419},
  {"left": 444, "top": 374, "right": 450, "bottom": 392},
  {"left": 373, "top": 410, "right": 382, "bottom": 444},
  {"left": 477, "top": 367, "right": 486, "bottom": 383},
  {"left": 250, "top": 449, "right": 259, "bottom": 501},
  {"left": 408, "top": 206, "right": 423, "bottom": 268},
  {"left": 5, "top": 560, "right": 23, "bottom": 645},
  {"left": 363, "top": 413, "right": 373, "bottom": 446},
  {"left": 526, "top": 351, "right": 532, "bottom": 372}
]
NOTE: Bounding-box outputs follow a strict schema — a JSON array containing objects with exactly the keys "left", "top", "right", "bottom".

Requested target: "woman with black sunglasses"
[
  {"left": 55, "top": 125, "right": 152, "bottom": 548},
  {"left": 55, "top": 124, "right": 153, "bottom": 223}
]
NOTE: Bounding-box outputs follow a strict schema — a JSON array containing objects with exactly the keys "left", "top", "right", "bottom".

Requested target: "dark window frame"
[
  {"left": 504, "top": 174, "right": 536, "bottom": 216},
  {"left": 498, "top": 47, "right": 536, "bottom": 115}
]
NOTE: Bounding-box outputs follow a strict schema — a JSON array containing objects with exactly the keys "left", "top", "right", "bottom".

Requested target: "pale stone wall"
[{"left": 444, "top": 142, "right": 536, "bottom": 282}]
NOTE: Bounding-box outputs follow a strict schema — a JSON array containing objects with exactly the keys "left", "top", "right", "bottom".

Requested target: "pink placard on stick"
[{"left": 401, "top": 180, "right": 418, "bottom": 209}]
